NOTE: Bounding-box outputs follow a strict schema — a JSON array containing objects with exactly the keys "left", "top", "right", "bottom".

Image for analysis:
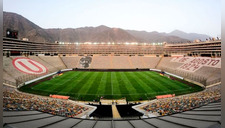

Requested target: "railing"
[
  {"left": 206, "top": 78, "right": 221, "bottom": 86},
  {"left": 3, "top": 79, "right": 17, "bottom": 87}
]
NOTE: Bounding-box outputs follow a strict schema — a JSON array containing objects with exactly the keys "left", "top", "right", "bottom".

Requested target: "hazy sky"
[{"left": 3, "top": 0, "right": 221, "bottom": 37}]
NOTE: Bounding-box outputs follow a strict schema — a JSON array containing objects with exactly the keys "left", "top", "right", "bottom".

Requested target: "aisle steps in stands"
[
  {"left": 58, "top": 56, "right": 68, "bottom": 69},
  {"left": 155, "top": 56, "right": 163, "bottom": 69},
  {"left": 112, "top": 105, "right": 121, "bottom": 119}
]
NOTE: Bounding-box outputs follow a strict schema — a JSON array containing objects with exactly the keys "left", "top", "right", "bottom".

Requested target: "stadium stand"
[
  {"left": 142, "top": 57, "right": 161, "bottom": 69},
  {"left": 156, "top": 57, "right": 221, "bottom": 85},
  {"left": 38, "top": 56, "right": 66, "bottom": 70},
  {"left": 3, "top": 86, "right": 93, "bottom": 118},
  {"left": 156, "top": 57, "right": 183, "bottom": 70},
  {"left": 3, "top": 70, "right": 16, "bottom": 85},
  {"left": 3, "top": 56, "right": 78, "bottom": 86},
  {"left": 90, "top": 56, "right": 112, "bottom": 69},
  {"left": 111, "top": 56, "right": 132, "bottom": 69},
  {"left": 3, "top": 100, "right": 221, "bottom": 128},
  {"left": 194, "top": 66, "right": 221, "bottom": 85},
  {"left": 3, "top": 55, "right": 221, "bottom": 88},
  {"left": 206, "top": 68, "right": 221, "bottom": 85},
  {"left": 3, "top": 56, "right": 23, "bottom": 80},
  {"left": 60, "top": 56, "right": 81, "bottom": 69},
  {"left": 28, "top": 56, "right": 57, "bottom": 73},
  {"left": 129, "top": 56, "right": 144, "bottom": 69},
  {"left": 138, "top": 84, "right": 220, "bottom": 116}
]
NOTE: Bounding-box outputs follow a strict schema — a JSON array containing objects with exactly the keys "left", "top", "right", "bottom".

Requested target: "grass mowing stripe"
[
  {"left": 116, "top": 72, "right": 130, "bottom": 94},
  {"left": 132, "top": 72, "right": 156, "bottom": 93},
  {"left": 132, "top": 72, "right": 157, "bottom": 93},
  {"left": 144, "top": 72, "right": 189, "bottom": 92},
  {"left": 36, "top": 71, "right": 74, "bottom": 85},
  {"left": 86, "top": 72, "right": 104, "bottom": 95},
  {"left": 56, "top": 71, "right": 87, "bottom": 93},
  {"left": 116, "top": 72, "right": 133, "bottom": 101},
  {"left": 135, "top": 72, "right": 160, "bottom": 93},
  {"left": 144, "top": 72, "right": 174, "bottom": 94},
  {"left": 33, "top": 71, "right": 81, "bottom": 91},
  {"left": 145, "top": 72, "right": 198, "bottom": 95},
  {"left": 79, "top": 72, "right": 99, "bottom": 93},
  {"left": 124, "top": 72, "right": 147, "bottom": 93},
  {"left": 111, "top": 72, "right": 113, "bottom": 95},
  {"left": 68, "top": 72, "right": 94, "bottom": 94},
  {"left": 96, "top": 72, "right": 108, "bottom": 95},
  {"left": 136, "top": 72, "right": 169, "bottom": 93},
  {"left": 111, "top": 72, "right": 121, "bottom": 99},
  {"left": 145, "top": 71, "right": 188, "bottom": 90},
  {"left": 80, "top": 72, "right": 102, "bottom": 100},
  {"left": 50, "top": 72, "right": 82, "bottom": 92},
  {"left": 144, "top": 72, "right": 178, "bottom": 91},
  {"left": 20, "top": 71, "right": 203, "bottom": 101},
  {"left": 119, "top": 72, "right": 138, "bottom": 94},
  {"left": 124, "top": 72, "right": 148, "bottom": 100},
  {"left": 105, "top": 72, "right": 112, "bottom": 96}
]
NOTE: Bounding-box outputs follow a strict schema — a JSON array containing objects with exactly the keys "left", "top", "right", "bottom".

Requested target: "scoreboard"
[{"left": 6, "top": 29, "right": 18, "bottom": 39}]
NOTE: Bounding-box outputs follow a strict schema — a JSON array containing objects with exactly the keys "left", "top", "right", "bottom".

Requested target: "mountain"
[
  {"left": 45, "top": 26, "right": 142, "bottom": 43},
  {"left": 4, "top": 11, "right": 208, "bottom": 43},
  {"left": 3, "top": 12, "right": 54, "bottom": 42},
  {"left": 169, "top": 30, "right": 211, "bottom": 41},
  {"left": 126, "top": 30, "right": 189, "bottom": 43}
]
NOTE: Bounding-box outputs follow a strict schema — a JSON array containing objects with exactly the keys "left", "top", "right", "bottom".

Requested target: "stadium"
[{"left": 3, "top": 36, "right": 221, "bottom": 128}]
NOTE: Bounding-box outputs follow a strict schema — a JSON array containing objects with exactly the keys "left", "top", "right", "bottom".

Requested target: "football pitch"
[{"left": 20, "top": 71, "right": 203, "bottom": 101}]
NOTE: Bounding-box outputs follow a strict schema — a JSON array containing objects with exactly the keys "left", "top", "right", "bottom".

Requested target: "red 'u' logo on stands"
[{"left": 12, "top": 58, "right": 47, "bottom": 74}]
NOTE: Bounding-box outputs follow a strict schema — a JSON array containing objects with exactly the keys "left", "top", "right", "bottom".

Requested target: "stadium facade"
[{"left": 3, "top": 37, "right": 221, "bottom": 57}]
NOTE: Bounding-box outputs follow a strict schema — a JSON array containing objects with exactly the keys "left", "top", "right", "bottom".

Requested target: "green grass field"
[{"left": 20, "top": 71, "right": 203, "bottom": 101}]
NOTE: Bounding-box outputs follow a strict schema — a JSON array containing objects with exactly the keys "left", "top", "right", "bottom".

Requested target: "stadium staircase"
[
  {"left": 112, "top": 105, "right": 121, "bottom": 119},
  {"left": 38, "top": 56, "right": 58, "bottom": 69},
  {"left": 58, "top": 56, "right": 68, "bottom": 69},
  {"left": 155, "top": 56, "right": 164, "bottom": 69}
]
